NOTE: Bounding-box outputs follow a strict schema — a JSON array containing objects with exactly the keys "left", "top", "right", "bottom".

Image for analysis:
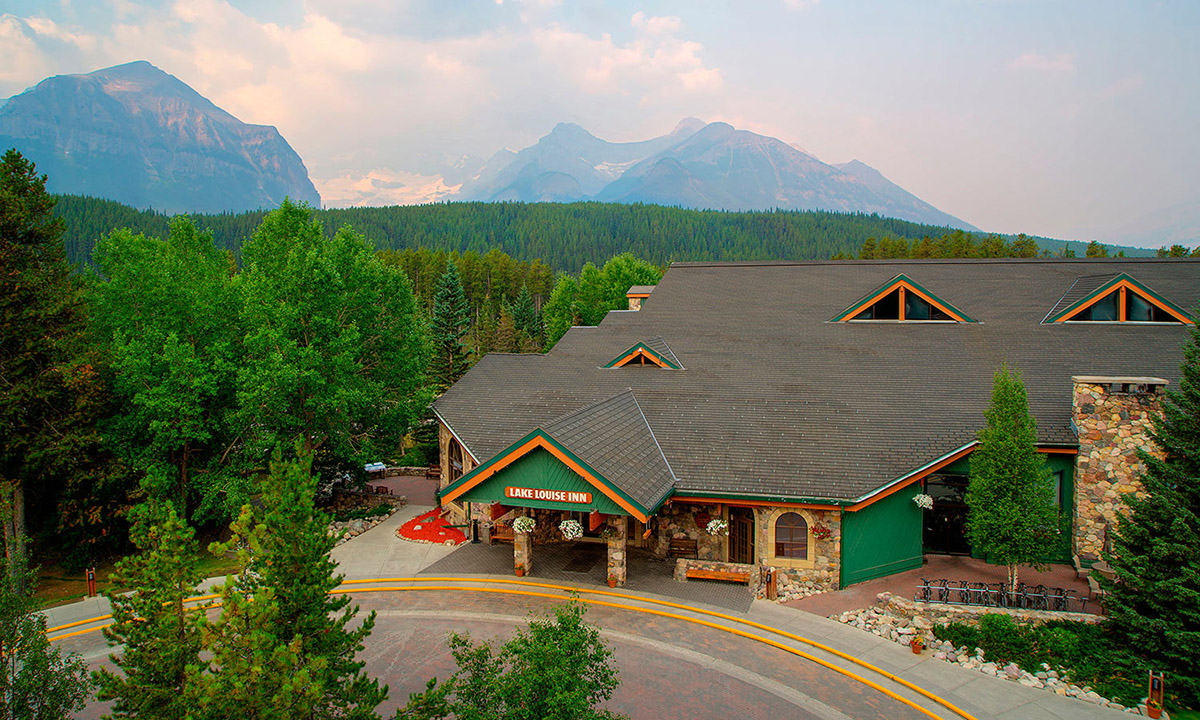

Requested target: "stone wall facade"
[
  {"left": 1072, "top": 377, "right": 1164, "bottom": 562},
  {"left": 755, "top": 506, "right": 842, "bottom": 597},
  {"left": 438, "top": 423, "right": 476, "bottom": 524},
  {"left": 654, "top": 502, "right": 725, "bottom": 560},
  {"left": 606, "top": 516, "right": 628, "bottom": 586}
]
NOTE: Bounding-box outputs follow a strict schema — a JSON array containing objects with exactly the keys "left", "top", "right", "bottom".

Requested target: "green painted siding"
[
  {"left": 455, "top": 447, "right": 628, "bottom": 515},
  {"left": 948, "top": 453, "right": 1075, "bottom": 563},
  {"left": 841, "top": 482, "right": 924, "bottom": 586}
]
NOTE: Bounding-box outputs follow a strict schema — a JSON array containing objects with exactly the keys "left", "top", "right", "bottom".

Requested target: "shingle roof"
[
  {"left": 435, "top": 259, "right": 1198, "bottom": 504},
  {"left": 627, "top": 285, "right": 656, "bottom": 295},
  {"left": 542, "top": 389, "right": 675, "bottom": 511},
  {"left": 1044, "top": 273, "right": 1120, "bottom": 321}
]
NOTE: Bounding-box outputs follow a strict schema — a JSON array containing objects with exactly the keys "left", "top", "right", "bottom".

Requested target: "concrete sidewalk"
[{"left": 46, "top": 504, "right": 1132, "bottom": 720}]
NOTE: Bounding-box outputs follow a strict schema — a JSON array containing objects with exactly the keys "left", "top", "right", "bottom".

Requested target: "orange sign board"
[{"left": 504, "top": 486, "right": 592, "bottom": 504}]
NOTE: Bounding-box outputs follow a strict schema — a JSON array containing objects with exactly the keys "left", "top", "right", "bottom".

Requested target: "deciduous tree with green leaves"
[
  {"left": 95, "top": 499, "right": 201, "bottom": 719},
  {"left": 0, "top": 552, "right": 91, "bottom": 717},
  {"left": 398, "top": 599, "right": 624, "bottom": 720},
  {"left": 1101, "top": 322, "right": 1200, "bottom": 706},
  {"left": 89, "top": 218, "right": 241, "bottom": 518},
  {"left": 965, "top": 366, "right": 1059, "bottom": 591},
  {"left": 237, "top": 200, "right": 428, "bottom": 475},
  {"left": 430, "top": 261, "right": 471, "bottom": 392}
]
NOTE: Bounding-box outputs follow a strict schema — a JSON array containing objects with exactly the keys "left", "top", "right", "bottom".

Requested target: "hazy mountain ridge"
[
  {"left": 463, "top": 119, "right": 977, "bottom": 230},
  {"left": 0, "top": 61, "right": 320, "bottom": 214}
]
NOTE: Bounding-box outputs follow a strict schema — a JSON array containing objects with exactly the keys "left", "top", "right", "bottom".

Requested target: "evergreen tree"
[
  {"left": 0, "top": 552, "right": 91, "bottom": 717},
  {"left": 1086, "top": 240, "right": 1110, "bottom": 258},
  {"left": 965, "top": 366, "right": 1059, "bottom": 591},
  {"left": 95, "top": 500, "right": 201, "bottom": 719},
  {"left": 494, "top": 305, "right": 517, "bottom": 354},
  {"left": 189, "top": 506, "right": 323, "bottom": 720},
  {"left": 512, "top": 284, "right": 537, "bottom": 340},
  {"left": 1102, "top": 322, "right": 1200, "bottom": 705},
  {"left": 0, "top": 149, "right": 96, "bottom": 592},
  {"left": 430, "top": 261, "right": 471, "bottom": 392},
  {"left": 196, "top": 449, "right": 386, "bottom": 719}
]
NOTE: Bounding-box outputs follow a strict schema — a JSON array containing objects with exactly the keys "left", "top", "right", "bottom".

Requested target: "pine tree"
[
  {"left": 0, "top": 149, "right": 94, "bottom": 592},
  {"left": 195, "top": 449, "right": 386, "bottom": 718},
  {"left": 96, "top": 500, "right": 202, "bottom": 719},
  {"left": 512, "top": 284, "right": 537, "bottom": 341},
  {"left": 189, "top": 506, "right": 323, "bottom": 720},
  {"left": 965, "top": 366, "right": 1059, "bottom": 591},
  {"left": 495, "top": 305, "right": 517, "bottom": 354},
  {"left": 430, "top": 261, "right": 471, "bottom": 392},
  {"left": 0, "top": 551, "right": 91, "bottom": 717},
  {"left": 1102, "top": 322, "right": 1200, "bottom": 706}
]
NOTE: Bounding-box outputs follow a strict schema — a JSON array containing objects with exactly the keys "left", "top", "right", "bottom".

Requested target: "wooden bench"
[
  {"left": 424, "top": 464, "right": 441, "bottom": 480},
  {"left": 668, "top": 538, "right": 698, "bottom": 558},
  {"left": 686, "top": 567, "right": 751, "bottom": 584},
  {"left": 490, "top": 525, "right": 514, "bottom": 544}
]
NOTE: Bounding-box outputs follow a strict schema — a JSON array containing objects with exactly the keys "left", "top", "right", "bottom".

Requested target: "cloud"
[
  {"left": 1097, "top": 74, "right": 1145, "bottom": 100},
  {"left": 313, "top": 168, "right": 462, "bottom": 207},
  {"left": 631, "top": 11, "right": 682, "bottom": 36},
  {"left": 1008, "top": 51, "right": 1075, "bottom": 73}
]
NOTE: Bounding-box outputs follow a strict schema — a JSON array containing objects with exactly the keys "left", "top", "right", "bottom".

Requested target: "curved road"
[{"left": 49, "top": 503, "right": 1128, "bottom": 720}]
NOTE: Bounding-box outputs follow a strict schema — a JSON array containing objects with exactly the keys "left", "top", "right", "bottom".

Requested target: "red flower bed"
[{"left": 397, "top": 508, "right": 467, "bottom": 545}]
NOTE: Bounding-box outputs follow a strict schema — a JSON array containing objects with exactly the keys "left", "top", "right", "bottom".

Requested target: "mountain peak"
[
  {"left": 547, "top": 122, "right": 597, "bottom": 140},
  {"left": 672, "top": 117, "right": 706, "bottom": 135},
  {"left": 0, "top": 62, "right": 320, "bottom": 213}
]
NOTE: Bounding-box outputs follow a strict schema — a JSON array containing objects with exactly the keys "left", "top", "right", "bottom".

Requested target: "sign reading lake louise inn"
[{"left": 505, "top": 486, "right": 592, "bottom": 504}]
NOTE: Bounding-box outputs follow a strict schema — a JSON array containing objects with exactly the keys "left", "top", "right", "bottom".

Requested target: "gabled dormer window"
[
  {"left": 604, "top": 338, "right": 682, "bottom": 369},
  {"left": 1046, "top": 273, "right": 1193, "bottom": 324},
  {"left": 833, "top": 274, "right": 975, "bottom": 323}
]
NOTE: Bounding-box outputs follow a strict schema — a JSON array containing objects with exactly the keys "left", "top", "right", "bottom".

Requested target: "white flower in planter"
[
  {"left": 913, "top": 493, "right": 934, "bottom": 510},
  {"left": 559, "top": 519, "right": 583, "bottom": 541},
  {"left": 512, "top": 516, "right": 536, "bottom": 534},
  {"left": 706, "top": 518, "right": 729, "bottom": 536}
]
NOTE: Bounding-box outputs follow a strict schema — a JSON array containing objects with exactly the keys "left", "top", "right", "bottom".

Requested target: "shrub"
[{"left": 332, "top": 504, "right": 394, "bottom": 523}]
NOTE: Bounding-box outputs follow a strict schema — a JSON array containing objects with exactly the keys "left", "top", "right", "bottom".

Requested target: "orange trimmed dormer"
[
  {"left": 605, "top": 338, "right": 682, "bottom": 369},
  {"left": 832, "top": 274, "right": 976, "bottom": 322},
  {"left": 1045, "top": 273, "right": 1193, "bottom": 324},
  {"left": 626, "top": 285, "right": 655, "bottom": 311}
]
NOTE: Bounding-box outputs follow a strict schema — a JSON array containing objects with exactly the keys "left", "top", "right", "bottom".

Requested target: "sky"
[{"left": 1, "top": 0, "right": 1198, "bottom": 245}]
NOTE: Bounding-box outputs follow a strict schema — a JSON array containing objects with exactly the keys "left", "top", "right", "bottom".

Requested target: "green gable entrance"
[{"left": 452, "top": 446, "right": 629, "bottom": 516}]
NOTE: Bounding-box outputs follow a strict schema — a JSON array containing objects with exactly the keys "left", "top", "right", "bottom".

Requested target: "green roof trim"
[
  {"left": 1045, "top": 272, "right": 1195, "bottom": 324},
  {"left": 831, "top": 273, "right": 977, "bottom": 323},
  {"left": 437, "top": 428, "right": 659, "bottom": 519},
  {"left": 604, "top": 342, "right": 681, "bottom": 369}
]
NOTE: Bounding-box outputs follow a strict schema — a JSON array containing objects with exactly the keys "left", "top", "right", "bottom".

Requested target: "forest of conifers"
[{"left": 57, "top": 194, "right": 1134, "bottom": 270}]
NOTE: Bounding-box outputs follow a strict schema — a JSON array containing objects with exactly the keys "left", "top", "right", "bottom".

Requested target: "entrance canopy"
[{"left": 438, "top": 390, "right": 676, "bottom": 523}]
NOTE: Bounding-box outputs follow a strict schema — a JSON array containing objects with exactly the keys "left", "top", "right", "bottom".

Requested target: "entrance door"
[
  {"left": 728, "top": 507, "right": 754, "bottom": 564},
  {"left": 923, "top": 474, "right": 971, "bottom": 555}
]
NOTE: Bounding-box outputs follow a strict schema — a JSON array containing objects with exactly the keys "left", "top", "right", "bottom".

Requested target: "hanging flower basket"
[
  {"left": 706, "top": 518, "right": 729, "bottom": 536},
  {"left": 913, "top": 494, "right": 934, "bottom": 510},
  {"left": 559, "top": 519, "right": 583, "bottom": 541},
  {"left": 811, "top": 525, "right": 833, "bottom": 541},
  {"left": 512, "top": 516, "right": 536, "bottom": 534}
]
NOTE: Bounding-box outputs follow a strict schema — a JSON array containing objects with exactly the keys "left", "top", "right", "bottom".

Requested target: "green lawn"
[{"left": 35, "top": 551, "right": 242, "bottom": 609}]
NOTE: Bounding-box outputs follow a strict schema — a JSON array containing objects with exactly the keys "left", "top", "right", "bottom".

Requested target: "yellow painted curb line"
[{"left": 47, "top": 577, "right": 976, "bottom": 720}]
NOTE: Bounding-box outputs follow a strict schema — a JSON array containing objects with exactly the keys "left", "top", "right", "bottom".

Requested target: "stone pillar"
[
  {"left": 1072, "top": 376, "right": 1165, "bottom": 562},
  {"left": 606, "top": 516, "right": 628, "bottom": 586},
  {"left": 514, "top": 512, "right": 533, "bottom": 576}
]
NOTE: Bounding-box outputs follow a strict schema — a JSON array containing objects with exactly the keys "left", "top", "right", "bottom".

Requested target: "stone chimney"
[
  {"left": 626, "top": 285, "right": 655, "bottom": 311},
  {"left": 1071, "top": 376, "right": 1166, "bottom": 562}
]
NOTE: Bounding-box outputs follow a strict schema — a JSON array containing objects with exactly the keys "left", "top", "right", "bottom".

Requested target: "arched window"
[{"left": 774, "top": 512, "right": 808, "bottom": 559}]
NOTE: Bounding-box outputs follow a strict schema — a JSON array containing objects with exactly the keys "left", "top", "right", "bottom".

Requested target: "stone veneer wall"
[
  {"left": 1072, "top": 378, "right": 1163, "bottom": 562},
  {"left": 438, "top": 423, "right": 475, "bottom": 524},
  {"left": 754, "top": 507, "right": 842, "bottom": 597},
  {"left": 654, "top": 502, "right": 725, "bottom": 560}
]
